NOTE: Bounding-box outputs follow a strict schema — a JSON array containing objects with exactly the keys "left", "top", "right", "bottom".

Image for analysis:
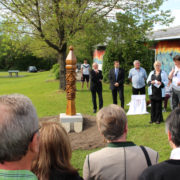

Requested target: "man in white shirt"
[
  {"left": 139, "top": 108, "right": 180, "bottom": 180},
  {"left": 81, "top": 59, "right": 90, "bottom": 89},
  {"left": 168, "top": 55, "right": 180, "bottom": 109}
]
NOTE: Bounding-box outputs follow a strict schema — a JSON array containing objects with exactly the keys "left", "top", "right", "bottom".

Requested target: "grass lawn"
[{"left": 0, "top": 71, "right": 172, "bottom": 176}]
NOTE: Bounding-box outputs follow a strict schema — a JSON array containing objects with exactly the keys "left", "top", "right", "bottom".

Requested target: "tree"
[
  {"left": 0, "top": 23, "right": 56, "bottom": 70},
  {"left": 0, "top": 0, "right": 173, "bottom": 89},
  {"left": 103, "top": 1, "right": 173, "bottom": 82},
  {"left": 0, "top": 0, "right": 120, "bottom": 89}
]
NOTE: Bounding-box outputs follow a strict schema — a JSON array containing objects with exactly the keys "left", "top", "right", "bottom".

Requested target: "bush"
[
  {"left": 102, "top": 44, "right": 124, "bottom": 82},
  {"left": 50, "top": 63, "right": 60, "bottom": 79}
]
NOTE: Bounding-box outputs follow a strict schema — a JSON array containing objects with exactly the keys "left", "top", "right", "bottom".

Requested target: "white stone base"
[{"left": 59, "top": 113, "right": 83, "bottom": 133}]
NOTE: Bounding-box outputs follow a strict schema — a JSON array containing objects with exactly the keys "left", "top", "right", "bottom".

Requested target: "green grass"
[{"left": 0, "top": 71, "right": 172, "bottom": 176}]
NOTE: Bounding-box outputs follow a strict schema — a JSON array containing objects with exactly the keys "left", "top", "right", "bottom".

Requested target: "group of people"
[
  {"left": 1, "top": 94, "right": 180, "bottom": 180},
  {"left": 83, "top": 105, "right": 180, "bottom": 180},
  {"left": 81, "top": 60, "right": 124, "bottom": 112},
  {"left": 1, "top": 56, "right": 179, "bottom": 180},
  {"left": 81, "top": 55, "right": 180, "bottom": 124}
]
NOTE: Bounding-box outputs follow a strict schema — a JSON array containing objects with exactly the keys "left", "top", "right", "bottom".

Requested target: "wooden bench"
[{"left": 8, "top": 70, "right": 19, "bottom": 77}]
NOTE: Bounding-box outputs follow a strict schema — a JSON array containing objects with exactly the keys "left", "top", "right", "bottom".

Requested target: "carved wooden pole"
[{"left": 66, "top": 46, "right": 77, "bottom": 115}]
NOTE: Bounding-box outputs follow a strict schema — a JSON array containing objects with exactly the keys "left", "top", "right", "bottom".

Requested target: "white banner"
[{"left": 127, "top": 95, "right": 149, "bottom": 115}]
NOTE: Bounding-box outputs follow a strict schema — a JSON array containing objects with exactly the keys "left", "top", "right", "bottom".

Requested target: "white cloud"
[
  {"left": 172, "top": 0, "right": 180, "bottom": 2},
  {"left": 170, "top": 9, "right": 180, "bottom": 27},
  {"left": 154, "top": 9, "right": 180, "bottom": 30}
]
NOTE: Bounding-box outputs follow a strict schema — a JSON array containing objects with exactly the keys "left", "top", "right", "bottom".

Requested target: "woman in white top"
[
  {"left": 81, "top": 59, "right": 90, "bottom": 89},
  {"left": 168, "top": 55, "right": 180, "bottom": 109}
]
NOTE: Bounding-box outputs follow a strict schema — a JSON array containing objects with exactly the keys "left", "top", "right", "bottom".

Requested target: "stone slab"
[
  {"left": 60, "top": 113, "right": 83, "bottom": 122},
  {"left": 60, "top": 113, "right": 83, "bottom": 133}
]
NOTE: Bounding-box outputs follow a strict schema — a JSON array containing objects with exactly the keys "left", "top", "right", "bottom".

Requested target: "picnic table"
[{"left": 8, "top": 70, "right": 19, "bottom": 77}]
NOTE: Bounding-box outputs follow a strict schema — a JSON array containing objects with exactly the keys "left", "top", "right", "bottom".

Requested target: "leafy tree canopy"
[{"left": 0, "top": 0, "right": 173, "bottom": 89}]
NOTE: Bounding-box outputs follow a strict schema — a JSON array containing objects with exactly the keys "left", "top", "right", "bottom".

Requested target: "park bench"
[{"left": 8, "top": 70, "right": 19, "bottom": 77}]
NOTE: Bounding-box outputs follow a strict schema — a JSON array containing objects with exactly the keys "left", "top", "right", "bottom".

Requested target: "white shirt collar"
[
  {"left": 174, "top": 66, "right": 180, "bottom": 73},
  {"left": 170, "top": 147, "right": 180, "bottom": 160}
]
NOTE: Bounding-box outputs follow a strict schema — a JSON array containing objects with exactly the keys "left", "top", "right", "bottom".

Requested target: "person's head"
[
  {"left": 84, "top": 59, "right": 88, "bottom": 64},
  {"left": 96, "top": 104, "right": 127, "bottom": 141},
  {"left": 92, "top": 62, "right": 98, "bottom": 70},
  {"left": 114, "top": 61, "right": 120, "bottom": 68},
  {"left": 166, "top": 108, "right": 180, "bottom": 148},
  {"left": 32, "top": 121, "right": 77, "bottom": 180},
  {"left": 134, "top": 60, "right": 140, "bottom": 69},
  {"left": 154, "top": 61, "right": 161, "bottom": 72},
  {"left": 0, "top": 94, "right": 39, "bottom": 164},
  {"left": 173, "top": 55, "right": 180, "bottom": 67}
]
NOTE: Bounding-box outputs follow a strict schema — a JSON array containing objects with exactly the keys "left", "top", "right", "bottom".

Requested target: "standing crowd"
[
  {"left": 81, "top": 55, "right": 180, "bottom": 124},
  {"left": 0, "top": 94, "right": 180, "bottom": 180},
  {"left": 0, "top": 55, "right": 180, "bottom": 180}
]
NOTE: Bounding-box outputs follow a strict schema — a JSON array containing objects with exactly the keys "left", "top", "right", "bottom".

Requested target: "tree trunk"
[{"left": 58, "top": 43, "right": 67, "bottom": 90}]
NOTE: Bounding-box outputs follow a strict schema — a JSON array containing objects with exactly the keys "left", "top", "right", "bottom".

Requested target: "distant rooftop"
[{"left": 148, "top": 25, "right": 180, "bottom": 41}]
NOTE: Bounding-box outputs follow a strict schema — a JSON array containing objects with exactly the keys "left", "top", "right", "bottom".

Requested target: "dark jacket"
[
  {"left": 139, "top": 159, "right": 180, "bottom": 180},
  {"left": 90, "top": 70, "right": 103, "bottom": 91},
  {"left": 109, "top": 68, "right": 125, "bottom": 90},
  {"left": 50, "top": 169, "right": 83, "bottom": 180}
]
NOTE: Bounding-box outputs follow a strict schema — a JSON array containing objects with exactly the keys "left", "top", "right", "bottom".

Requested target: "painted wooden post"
[{"left": 66, "top": 46, "right": 77, "bottom": 115}]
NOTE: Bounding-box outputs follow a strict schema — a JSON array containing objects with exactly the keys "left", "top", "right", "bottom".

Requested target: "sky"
[{"left": 155, "top": 0, "right": 180, "bottom": 30}]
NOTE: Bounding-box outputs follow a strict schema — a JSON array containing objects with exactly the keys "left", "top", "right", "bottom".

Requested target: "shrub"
[
  {"left": 102, "top": 44, "right": 124, "bottom": 82},
  {"left": 50, "top": 63, "right": 60, "bottom": 79}
]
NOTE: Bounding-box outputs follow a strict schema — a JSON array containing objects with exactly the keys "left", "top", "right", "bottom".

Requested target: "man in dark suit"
[
  {"left": 109, "top": 61, "right": 125, "bottom": 108},
  {"left": 90, "top": 62, "right": 103, "bottom": 113},
  {"left": 139, "top": 108, "right": 180, "bottom": 180}
]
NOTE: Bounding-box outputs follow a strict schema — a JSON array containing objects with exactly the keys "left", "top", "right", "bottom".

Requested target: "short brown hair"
[
  {"left": 96, "top": 104, "right": 127, "bottom": 141},
  {"left": 173, "top": 55, "right": 180, "bottom": 61},
  {"left": 114, "top": 61, "right": 119, "bottom": 64}
]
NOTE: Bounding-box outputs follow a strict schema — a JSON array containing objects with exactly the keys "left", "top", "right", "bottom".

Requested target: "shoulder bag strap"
[
  {"left": 87, "top": 155, "right": 90, "bottom": 171},
  {"left": 140, "top": 145, "right": 152, "bottom": 167}
]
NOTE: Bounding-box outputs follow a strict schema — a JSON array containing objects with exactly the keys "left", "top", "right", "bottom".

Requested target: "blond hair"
[
  {"left": 154, "top": 61, "right": 161, "bottom": 68},
  {"left": 32, "top": 121, "right": 77, "bottom": 180}
]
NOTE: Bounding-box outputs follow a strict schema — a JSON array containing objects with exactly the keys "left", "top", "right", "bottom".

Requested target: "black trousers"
[
  {"left": 91, "top": 89, "right": 103, "bottom": 110},
  {"left": 151, "top": 99, "right": 163, "bottom": 123},
  {"left": 112, "top": 86, "right": 124, "bottom": 108},
  {"left": 132, "top": 86, "right": 146, "bottom": 95},
  {"left": 172, "top": 88, "right": 180, "bottom": 109}
]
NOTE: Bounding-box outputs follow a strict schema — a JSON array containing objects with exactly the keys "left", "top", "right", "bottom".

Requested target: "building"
[
  {"left": 93, "top": 44, "right": 106, "bottom": 71},
  {"left": 150, "top": 25, "right": 180, "bottom": 73}
]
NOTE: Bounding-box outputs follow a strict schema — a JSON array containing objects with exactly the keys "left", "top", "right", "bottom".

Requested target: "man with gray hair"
[
  {"left": 139, "top": 108, "right": 180, "bottom": 180},
  {"left": 128, "top": 60, "right": 147, "bottom": 94},
  {"left": 83, "top": 104, "right": 158, "bottom": 180},
  {"left": 0, "top": 94, "right": 39, "bottom": 180},
  {"left": 90, "top": 62, "right": 103, "bottom": 113}
]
